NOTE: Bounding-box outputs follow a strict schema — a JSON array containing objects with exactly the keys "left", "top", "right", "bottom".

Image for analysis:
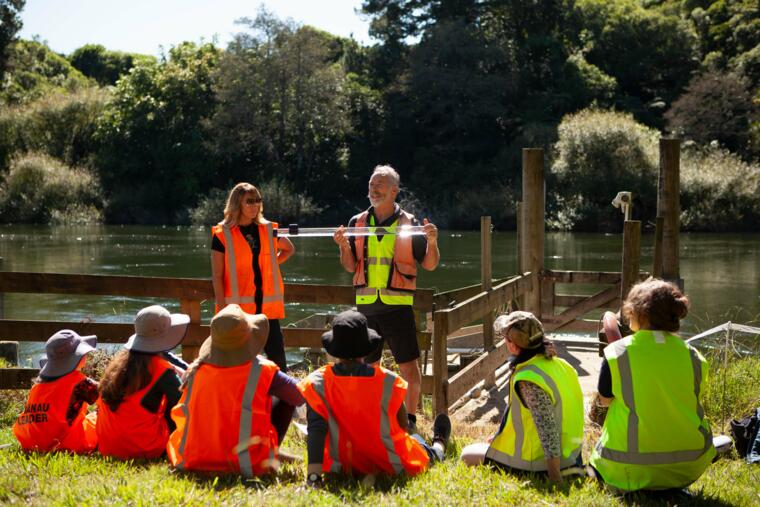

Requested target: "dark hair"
[
  {"left": 622, "top": 278, "right": 689, "bottom": 332},
  {"left": 511, "top": 338, "right": 557, "bottom": 368},
  {"left": 99, "top": 350, "right": 153, "bottom": 411}
]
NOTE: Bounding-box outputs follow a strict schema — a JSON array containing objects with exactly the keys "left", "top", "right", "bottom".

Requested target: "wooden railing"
[
  {"left": 430, "top": 272, "right": 535, "bottom": 414},
  {"left": 0, "top": 271, "right": 434, "bottom": 389}
]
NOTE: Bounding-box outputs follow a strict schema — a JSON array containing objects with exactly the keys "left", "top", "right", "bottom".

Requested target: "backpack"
[{"left": 730, "top": 408, "right": 760, "bottom": 463}]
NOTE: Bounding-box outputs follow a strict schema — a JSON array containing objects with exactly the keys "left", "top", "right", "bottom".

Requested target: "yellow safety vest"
[
  {"left": 590, "top": 330, "right": 716, "bottom": 491},
  {"left": 486, "top": 355, "right": 584, "bottom": 471},
  {"left": 355, "top": 215, "right": 414, "bottom": 306}
]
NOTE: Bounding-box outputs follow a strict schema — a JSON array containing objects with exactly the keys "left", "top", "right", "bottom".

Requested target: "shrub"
[
  {"left": 0, "top": 152, "right": 104, "bottom": 224},
  {"left": 680, "top": 145, "right": 760, "bottom": 231},
  {"left": 0, "top": 88, "right": 108, "bottom": 172},
  {"left": 549, "top": 108, "right": 659, "bottom": 231},
  {"left": 189, "top": 180, "right": 322, "bottom": 226}
]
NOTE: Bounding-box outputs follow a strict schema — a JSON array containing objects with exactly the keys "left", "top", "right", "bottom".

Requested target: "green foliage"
[
  {"left": 0, "top": 152, "right": 104, "bottom": 224},
  {"left": 666, "top": 70, "right": 757, "bottom": 158},
  {"left": 0, "top": 88, "right": 108, "bottom": 171},
  {"left": 207, "top": 12, "right": 353, "bottom": 204},
  {"left": 550, "top": 109, "right": 659, "bottom": 231},
  {"left": 95, "top": 42, "right": 221, "bottom": 224},
  {"left": 0, "top": 39, "right": 92, "bottom": 105},
  {"left": 0, "top": 0, "right": 25, "bottom": 79},
  {"left": 69, "top": 44, "right": 155, "bottom": 86},
  {"left": 189, "top": 181, "right": 322, "bottom": 226},
  {"left": 702, "top": 355, "right": 760, "bottom": 434},
  {"left": 680, "top": 145, "right": 760, "bottom": 231},
  {"left": 576, "top": 0, "right": 698, "bottom": 125}
]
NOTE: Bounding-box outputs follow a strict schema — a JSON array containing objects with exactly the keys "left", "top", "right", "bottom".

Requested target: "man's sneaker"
[
  {"left": 432, "top": 413, "right": 451, "bottom": 448},
  {"left": 407, "top": 413, "right": 418, "bottom": 434}
]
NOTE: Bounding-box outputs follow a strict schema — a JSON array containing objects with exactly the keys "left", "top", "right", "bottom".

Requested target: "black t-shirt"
[
  {"left": 348, "top": 205, "right": 427, "bottom": 315},
  {"left": 597, "top": 358, "right": 613, "bottom": 398},
  {"left": 211, "top": 223, "right": 264, "bottom": 313}
]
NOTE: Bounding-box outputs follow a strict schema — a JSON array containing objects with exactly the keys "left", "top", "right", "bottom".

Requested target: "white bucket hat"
[{"left": 124, "top": 305, "right": 190, "bottom": 353}]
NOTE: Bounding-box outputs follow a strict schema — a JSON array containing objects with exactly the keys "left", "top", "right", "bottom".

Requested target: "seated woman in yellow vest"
[
  {"left": 167, "top": 304, "right": 305, "bottom": 477},
  {"left": 298, "top": 310, "right": 451, "bottom": 486},
  {"left": 590, "top": 279, "right": 716, "bottom": 492},
  {"left": 13, "top": 330, "right": 98, "bottom": 453},
  {"left": 97, "top": 305, "right": 190, "bottom": 459},
  {"left": 460, "top": 311, "right": 585, "bottom": 483}
]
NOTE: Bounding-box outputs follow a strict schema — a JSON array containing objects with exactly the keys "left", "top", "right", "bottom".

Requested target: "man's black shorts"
[{"left": 361, "top": 306, "right": 420, "bottom": 364}]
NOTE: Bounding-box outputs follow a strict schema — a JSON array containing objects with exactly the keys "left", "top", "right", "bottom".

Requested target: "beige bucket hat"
[{"left": 198, "top": 304, "right": 269, "bottom": 367}]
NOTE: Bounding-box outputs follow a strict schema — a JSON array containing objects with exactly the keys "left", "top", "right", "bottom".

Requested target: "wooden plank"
[
  {"left": 543, "top": 283, "right": 619, "bottom": 331},
  {"left": 540, "top": 277, "right": 555, "bottom": 319},
  {"left": 546, "top": 318, "right": 600, "bottom": 334},
  {"left": 652, "top": 215, "right": 664, "bottom": 278},
  {"left": 521, "top": 149, "right": 544, "bottom": 315},
  {"left": 447, "top": 340, "right": 509, "bottom": 406},
  {"left": 555, "top": 294, "right": 620, "bottom": 309},
  {"left": 421, "top": 374, "right": 434, "bottom": 395},
  {"left": 542, "top": 270, "right": 622, "bottom": 284},
  {"left": 444, "top": 274, "right": 534, "bottom": 334},
  {"left": 180, "top": 299, "right": 202, "bottom": 362},
  {"left": 432, "top": 311, "right": 449, "bottom": 415},
  {"left": 481, "top": 217, "right": 495, "bottom": 388},
  {"left": 621, "top": 220, "right": 641, "bottom": 300},
  {"left": 0, "top": 368, "right": 39, "bottom": 389},
  {"left": 0, "top": 320, "right": 209, "bottom": 347},
  {"left": 0, "top": 272, "right": 214, "bottom": 299},
  {"left": 432, "top": 279, "right": 507, "bottom": 310}
]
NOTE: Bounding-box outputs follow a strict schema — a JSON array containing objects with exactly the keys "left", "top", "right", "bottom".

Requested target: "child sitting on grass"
[
  {"left": 96, "top": 305, "right": 189, "bottom": 459},
  {"left": 13, "top": 330, "right": 98, "bottom": 453}
]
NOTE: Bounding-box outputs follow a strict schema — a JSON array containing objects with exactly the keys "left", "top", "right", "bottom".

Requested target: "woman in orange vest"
[
  {"left": 298, "top": 310, "right": 451, "bottom": 486},
  {"left": 211, "top": 182, "right": 295, "bottom": 372},
  {"left": 13, "top": 330, "right": 98, "bottom": 453},
  {"left": 167, "top": 304, "right": 305, "bottom": 477},
  {"left": 96, "top": 305, "right": 190, "bottom": 459}
]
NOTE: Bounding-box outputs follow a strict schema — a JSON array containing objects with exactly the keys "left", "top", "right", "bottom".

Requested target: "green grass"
[{"left": 1, "top": 358, "right": 760, "bottom": 505}]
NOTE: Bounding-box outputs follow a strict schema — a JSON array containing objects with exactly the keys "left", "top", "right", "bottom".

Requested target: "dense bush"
[
  {"left": 0, "top": 88, "right": 108, "bottom": 171},
  {"left": 549, "top": 109, "right": 659, "bottom": 231},
  {"left": 69, "top": 44, "right": 154, "bottom": 86},
  {"left": 189, "top": 180, "right": 322, "bottom": 226},
  {"left": 0, "top": 152, "right": 104, "bottom": 224},
  {"left": 680, "top": 146, "right": 760, "bottom": 231}
]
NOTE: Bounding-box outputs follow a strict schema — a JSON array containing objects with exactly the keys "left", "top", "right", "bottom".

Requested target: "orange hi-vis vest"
[
  {"left": 13, "top": 370, "right": 97, "bottom": 453},
  {"left": 212, "top": 221, "right": 285, "bottom": 319},
  {"left": 96, "top": 355, "right": 175, "bottom": 459},
  {"left": 352, "top": 209, "right": 417, "bottom": 297},
  {"left": 167, "top": 358, "right": 280, "bottom": 477},
  {"left": 298, "top": 364, "right": 430, "bottom": 476}
]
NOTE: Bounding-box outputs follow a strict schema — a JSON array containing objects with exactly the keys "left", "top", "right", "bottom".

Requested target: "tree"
[
  {"left": 665, "top": 70, "right": 757, "bottom": 158},
  {"left": 95, "top": 42, "right": 221, "bottom": 223},
  {"left": 207, "top": 11, "right": 353, "bottom": 204},
  {"left": 0, "top": 0, "right": 25, "bottom": 80},
  {"left": 69, "top": 44, "right": 154, "bottom": 86}
]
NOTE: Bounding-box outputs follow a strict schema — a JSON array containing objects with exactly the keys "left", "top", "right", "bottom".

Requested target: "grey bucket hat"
[
  {"left": 124, "top": 305, "right": 190, "bottom": 353},
  {"left": 40, "top": 330, "right": 97, "bottom": 378}
]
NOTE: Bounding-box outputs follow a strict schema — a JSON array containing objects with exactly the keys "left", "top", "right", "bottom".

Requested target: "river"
[{"left": 1, "top": 225, "right": 759, "bottom": 365}]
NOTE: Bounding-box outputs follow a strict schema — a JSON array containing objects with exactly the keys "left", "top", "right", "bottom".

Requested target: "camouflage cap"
[{"left": 493, "top": 311, "right": 545, "bottom": 350}]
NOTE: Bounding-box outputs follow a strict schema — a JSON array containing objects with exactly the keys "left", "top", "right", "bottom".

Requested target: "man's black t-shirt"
[{"left": 211, "top": 223, "right": 264, "bottom": 314}]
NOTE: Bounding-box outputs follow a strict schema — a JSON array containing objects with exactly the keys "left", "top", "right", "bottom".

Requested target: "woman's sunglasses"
[{"left": 244, "top": 197, "right": 263, "bottom": 205}]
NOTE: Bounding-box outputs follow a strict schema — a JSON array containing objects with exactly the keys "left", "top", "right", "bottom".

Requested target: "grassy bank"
[{"left": 1, "top": 358, "right": 759, "bottom": 506}]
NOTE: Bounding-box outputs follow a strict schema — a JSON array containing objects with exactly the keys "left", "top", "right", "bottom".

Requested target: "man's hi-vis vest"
[
  {"left": 590, "top": 330, "right": 716, "bottom": 491},
  {"left": 96, "top": 355, "right": 175, "bottom": 459},
  {"left": 298, "top": 364, "right": 430, "bottom": 476},
  {"left": 167, "top": 358, "right": 279, "bottom": 477},
  {"left": 486, "top": 355, "right": 584, "bottom": 471},
  {"left": 352, "top": 209, "right": 417, "bottom": 306},
  {"left": 13, "top": 370, "right": 97, "bottom": 453},
  {"left": 212, "top": 221, "right": 285, "bottom": 319}
]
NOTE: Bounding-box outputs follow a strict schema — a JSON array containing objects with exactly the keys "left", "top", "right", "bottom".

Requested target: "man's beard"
[{"left": 368, "top": 194, "right": 383, "bottom": 207}]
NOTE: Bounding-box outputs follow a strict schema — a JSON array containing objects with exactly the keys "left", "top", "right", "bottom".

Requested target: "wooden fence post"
[
  {"left": 180, "top": 299, "right": 201, "bottom": 362},
  {"left": 652, "top": 215, "right": 664, "bottom": 279},
  {"left": 658, "top": 138, "right": 682, "bottom": 288},
  {"left": 521, "top": 149, "right": 544, "bottom": 315},
  {"left": 621, "top": 221, "right": 641, "bottom": 301},
  {"left": 432, "top": 311, "right": 449, "bottom": 415},
  {"left": 481, "top": 216, "right": 495, "bottom": 389}
]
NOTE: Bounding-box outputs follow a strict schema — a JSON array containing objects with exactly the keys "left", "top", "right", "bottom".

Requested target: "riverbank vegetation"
[
  {"left": 0, "top": 355, "right": 758, "bottom": 505},
  {"left": 0, "top": 1, "right": 757, "bottom": 230}
]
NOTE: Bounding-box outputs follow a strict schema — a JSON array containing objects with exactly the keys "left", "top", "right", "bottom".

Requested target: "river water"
[{"left": 1, "top": 225, "right": 759, "bottom": 365}]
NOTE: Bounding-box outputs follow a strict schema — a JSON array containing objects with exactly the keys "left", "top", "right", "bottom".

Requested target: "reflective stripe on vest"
[
  {"left": 308, "top": 370, "right": 345, "bottom": 473},
  {"left": 173, "top": 369, "right": 197, "bottom": 471},
  {"left": 486, "top": 361, "right": 583, "bottom": 470},
  {"left": 238, "top": 358, "right": 265, "bottom": 477},
  {"left": 379, "top": 372, "right": 405, "bottom": 474},
  {"left": 217, "top": 223, "right": 285, "bottom": 314},
  {"left": 594, "top": 334, "right": 713, "bottom": 465}
]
